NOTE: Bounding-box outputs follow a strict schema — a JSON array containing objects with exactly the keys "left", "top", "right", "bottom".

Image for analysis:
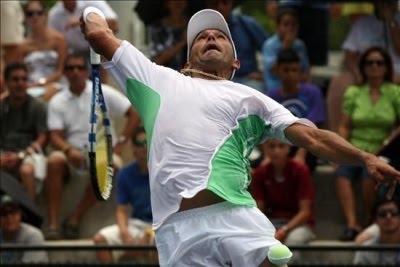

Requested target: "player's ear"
[
  {"left": 232, "top": 59, "right": 240, "bottom": 70},
  {"left": 183, "top": 62, "right": 191, "bottom": 69}
]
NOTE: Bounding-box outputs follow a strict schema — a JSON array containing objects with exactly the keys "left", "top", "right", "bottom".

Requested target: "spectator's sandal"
[{"left": 62, "top": 220, "right": 80, "bottom": 239}]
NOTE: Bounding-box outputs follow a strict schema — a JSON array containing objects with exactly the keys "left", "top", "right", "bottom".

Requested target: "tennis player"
[{"left": 81, "top": 9, "right": 400, "bottom": 267}]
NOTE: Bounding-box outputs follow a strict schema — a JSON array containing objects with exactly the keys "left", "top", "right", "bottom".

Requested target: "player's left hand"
[{"left": 364, "top": 154, "right": 400, "bottom": 199}]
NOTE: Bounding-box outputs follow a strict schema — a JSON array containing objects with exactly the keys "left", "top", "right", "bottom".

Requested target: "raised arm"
[
  {"left": 285, "top": 124, "right": 400, "bottom": 198},
  {"left": 80, "top": 8, "right": 121, "bottom": 60}
]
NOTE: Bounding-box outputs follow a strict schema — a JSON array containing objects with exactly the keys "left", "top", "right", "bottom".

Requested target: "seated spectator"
[
  {"left": 266, "top": 0, "right": 330, "bottom": 66},
  {"left": 0, "top": 62, "right": 48, "bottom": 200},
  {"left": 148, "top": 0, "right": 188, "bottom": 71},
  {"left": 1, "top": 0, "right": 24, "bottom": 64},
  {"left": 14, "top": 0, "right": 68, "bottom": 102},
  {"left": 336, "top": 46, "right": 400, "bottom": 241},
  {"left": 48, "top": 0, "right": 118, "bottom": 56},
  {"left": 206, "top": 0, "right": 268, "bottom": 92},
  {"left": 267, "top": 49, "right": 324, "bottom": 172},
  {"left": 251, "top": 138, "right": 315, "bottom": 263},
  {"left": 93, "top": 128, "right": 154, "bottom": 263},
  {"left": 0, "top": 194, "right": 48, "bottom": 264},
  {"left": 327, "top": 0, "right": 400, "bottom": 132},
  {"left": 44, "top": 53, "right": 139, "bottom": 240},
  {"left": 355, "top": 185, "right": 400, "bottom": 245},
  {"left": 353, "top": 198, "right": 400, "bottom": 266},
  {"left": 48, "top": 0, "right": 119, "bottom": 84},
  {"left": 263, "top": 8, "right": 310, "bottom": 93}
]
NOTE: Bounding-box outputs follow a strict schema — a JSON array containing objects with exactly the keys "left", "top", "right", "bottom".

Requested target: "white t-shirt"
[
  {"left": 48, "top": 0, "right": 117, "bottom": 54},
  {"left": 47, "top": 80, "right": 130, "bottom": 149},
  {"left": 103, "top": 41, "right": 314, "bottom": 229},
  {"left": 342, "top": 14, "right": 400, "bottom": 74}
]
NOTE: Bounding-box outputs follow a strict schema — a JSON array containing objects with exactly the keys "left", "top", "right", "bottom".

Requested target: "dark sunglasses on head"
[
  {"left": 26, "top": 10, "right": 44, "bottom": 17},
  {"left": 377, "top": 209, "right": 400, "bottom": 218},
  {"left": 365, "top": 60, "right": 385, "bottom": 66},
  {"left": 65, "top": 65, "right": 87, "bottom": 71},
  {"left": 10, "top": 76, "right": 28, "bottom": 82}
]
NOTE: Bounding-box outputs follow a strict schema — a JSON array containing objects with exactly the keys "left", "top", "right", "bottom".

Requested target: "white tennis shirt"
[{"left": 103, "top": 41, "right": 314, "bottom": 229}]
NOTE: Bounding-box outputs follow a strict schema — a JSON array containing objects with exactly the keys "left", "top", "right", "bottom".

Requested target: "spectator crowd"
[{"left": 1, "top": 0, "right": 399, "bottom": 265}]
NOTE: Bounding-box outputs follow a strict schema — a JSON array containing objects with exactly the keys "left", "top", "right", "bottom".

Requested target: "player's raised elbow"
[{"left": 285, "top": 124, "right": 320, "bottom": 151}]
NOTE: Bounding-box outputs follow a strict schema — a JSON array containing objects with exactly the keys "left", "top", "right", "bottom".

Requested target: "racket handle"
[
  {"left": 83, "top": 7, "right": 106, "bottom": 65},
  {"left": 90, "top": 48, "right": 101, "bottom": 65}
]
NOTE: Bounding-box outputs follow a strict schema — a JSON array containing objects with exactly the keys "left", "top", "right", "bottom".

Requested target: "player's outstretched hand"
[{"left": 364, "top": 154, "right": 400, "bottom": 199}]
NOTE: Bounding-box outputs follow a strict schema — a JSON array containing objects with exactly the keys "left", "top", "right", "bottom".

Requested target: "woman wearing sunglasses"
[
  {"left": 336, "top": 46, "right": 400, "bottom": 241},
  {"left": 14, "top": 0, "right": 67, "bottom": 102}
]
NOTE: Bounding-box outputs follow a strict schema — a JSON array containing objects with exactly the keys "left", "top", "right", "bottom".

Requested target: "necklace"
[{"left": 181, "top": 69, "right": 226, "bottom": 80}]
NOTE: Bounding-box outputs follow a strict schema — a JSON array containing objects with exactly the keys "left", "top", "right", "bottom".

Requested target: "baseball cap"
[{"left": 186, "top": 9, "right": 237, "bottom": 79}]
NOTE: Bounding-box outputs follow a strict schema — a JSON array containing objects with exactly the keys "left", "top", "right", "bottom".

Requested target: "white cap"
[{"left": 186, "top": 9, "right": 237, "bottom": 79}]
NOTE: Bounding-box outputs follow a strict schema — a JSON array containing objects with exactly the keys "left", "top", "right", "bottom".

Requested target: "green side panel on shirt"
[
  {"left": 126, "top": 78, "right": 161, "bottom": 149},
  {"left": 207, "top": 115, "right": 271, "bottom": 206}
]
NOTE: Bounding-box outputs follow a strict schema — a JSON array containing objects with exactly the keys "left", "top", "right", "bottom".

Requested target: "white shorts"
[{"left": 155, "top": 202, "right": 280, "bottom": 267}]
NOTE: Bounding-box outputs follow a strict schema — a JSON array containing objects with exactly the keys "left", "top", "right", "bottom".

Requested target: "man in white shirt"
[
  {"left": 44, "top": 53, "right": 139, "bottom": 240},
  {"left": 81, "top": 8, "right": 400, "bottom": 267},
  {"left": 48, "top": 0, "right": 118, "bottom": 56}
]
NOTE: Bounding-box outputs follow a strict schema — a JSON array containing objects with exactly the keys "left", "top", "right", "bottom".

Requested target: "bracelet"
[{"left": 62, "top": 144, "right": 71, "bottom": 154}]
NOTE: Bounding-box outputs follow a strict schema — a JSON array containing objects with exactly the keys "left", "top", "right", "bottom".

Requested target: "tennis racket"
[{"left": 84, "top": 7, "right": 114, "bottom": 201}]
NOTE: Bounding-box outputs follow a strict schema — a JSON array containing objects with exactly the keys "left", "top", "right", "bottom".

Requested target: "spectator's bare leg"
[
  {"left": 362, "top": 178, "right": 376, "bottom": 226},
  {"left": 19, "top": 163, "right": 36, "bottom": 200},
  {"left": 45, "top": 153, "right": 67, "bottom": 229},
  {"left": 67, "top": 183, "right": 97, "bottom": 224},
  {"left": 336, "top": 177, "right": 360, "bottom": 230},
  {"left": 93, "top": 233, "right": 113, "bottom": 263}
]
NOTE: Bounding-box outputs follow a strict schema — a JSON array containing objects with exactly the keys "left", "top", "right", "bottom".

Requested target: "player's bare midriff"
[{"left": 179, "top": 190, "right": 225, "bottom": 212}]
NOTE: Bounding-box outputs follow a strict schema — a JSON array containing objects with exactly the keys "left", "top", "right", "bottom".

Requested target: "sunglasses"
[
  {"left": 0, "top": 209, "right": 19, "bottom": 217},
  {"left": 365, "top": 60, "right": 385, "bottom": 66},
  {"left": 65, "top": 65, "right": 87, "bottom": 71},
  {"left": 26, "top": 10, "right": 44, "bottom": 17},
  {"left": 9, "top": 76, "right": 28, "bottom": 82},
  {"left": 377, "top": 209, "right": 400, "bottom": 218}
]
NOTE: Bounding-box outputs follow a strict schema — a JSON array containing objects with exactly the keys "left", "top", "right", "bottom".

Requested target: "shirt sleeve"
[
  {"left": 33, "top": 101, "right": 48, "bottom": 134},
  {"left": 47, "top": 97, "right": 64, "bottom": 130},
  {"left": 261, "top": 95, "right": 316, "bottom": 144},
  {"left": 103, "top": 41, "right": 176, "bottom": 96},
  {"left": 342, "top": 85, "right": 358, "bottom": 115}
]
